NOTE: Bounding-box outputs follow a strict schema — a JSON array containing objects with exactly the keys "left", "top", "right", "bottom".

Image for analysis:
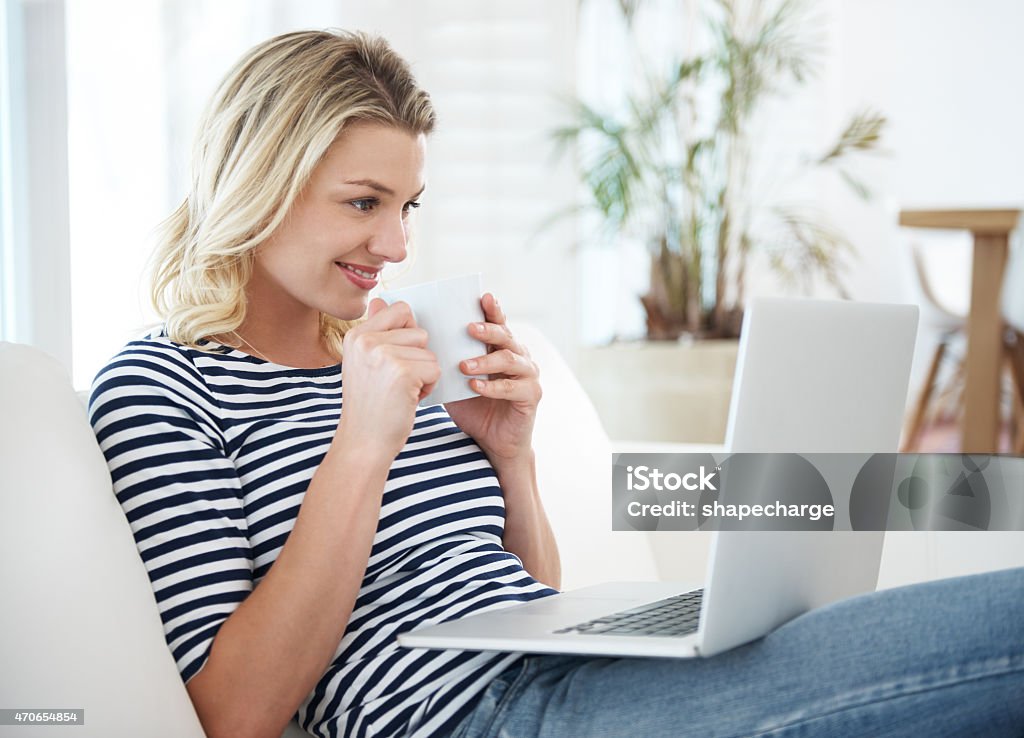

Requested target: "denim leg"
[{"left": 454, "top": 567, "right": 1024, "bottom": 738}]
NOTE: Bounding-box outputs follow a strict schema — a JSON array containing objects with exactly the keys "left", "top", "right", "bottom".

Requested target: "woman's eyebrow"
[{"left": 344, "top": 179, "right": 426, "bottom": 199}]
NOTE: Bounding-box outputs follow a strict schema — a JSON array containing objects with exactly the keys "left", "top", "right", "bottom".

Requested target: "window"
[
  {"left": 0, "top": 0, "right": 72, "bottom": 372},
  {"left": 0, "top": 0, "right": 25, "bottom": 345}
]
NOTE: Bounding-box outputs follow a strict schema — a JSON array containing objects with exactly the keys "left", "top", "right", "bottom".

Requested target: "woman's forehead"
[{"left": 317, "top": 123, "right": 426, "bottom": 191}]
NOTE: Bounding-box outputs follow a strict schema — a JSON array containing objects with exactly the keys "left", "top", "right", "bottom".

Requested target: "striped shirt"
[{"left": 87, "top": 327, "right": 556, "bottom": 737}]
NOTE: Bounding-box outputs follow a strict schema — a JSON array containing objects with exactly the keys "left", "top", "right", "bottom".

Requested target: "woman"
[{"left": 88, "top": 29, "right": 1023, "bottom": 738}]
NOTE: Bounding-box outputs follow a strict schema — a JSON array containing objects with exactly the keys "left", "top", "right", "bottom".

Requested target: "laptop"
[{"left": 398, "top": 297, "right": 919, "bottom": 658}]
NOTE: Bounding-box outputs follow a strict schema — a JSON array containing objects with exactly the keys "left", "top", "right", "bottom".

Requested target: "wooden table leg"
[{"left": 961, "top": 233, "right": 1009, "bottom": 452}]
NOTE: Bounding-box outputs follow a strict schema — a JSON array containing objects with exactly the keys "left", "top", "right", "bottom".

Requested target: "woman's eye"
[
  {"left": 348, "top": 198, "right": 419, "bottom": 215},
  {"left": 350, "top": 198, "right": 378, "bottom": 213}
]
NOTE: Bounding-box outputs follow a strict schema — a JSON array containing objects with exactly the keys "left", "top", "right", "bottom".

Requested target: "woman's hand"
[
  {"left": 444, "top": 293, "right": 541, "bottom": 465},
  {"left": 335, "top": 298, "right": 440, "bottom": 463}
]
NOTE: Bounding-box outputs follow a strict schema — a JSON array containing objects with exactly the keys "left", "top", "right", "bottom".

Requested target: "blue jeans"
[{"left": 449, "top": 567, "right": 1024, "bottom": 737}]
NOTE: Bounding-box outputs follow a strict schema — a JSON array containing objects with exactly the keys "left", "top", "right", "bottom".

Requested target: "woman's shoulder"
[
  {"left": 88, "top": 325, "right": 225, "bottom": 413},
  {"left": 87, "top": 326, "right": 232, "bottom": 450},
  {"left": 95, "top": 325, "right": 209, "bottom": 373}
]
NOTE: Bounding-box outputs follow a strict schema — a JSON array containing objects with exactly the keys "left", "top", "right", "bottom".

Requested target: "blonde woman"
[{"left": 88, "top": 29, "right": 1024, "bottom": 738}]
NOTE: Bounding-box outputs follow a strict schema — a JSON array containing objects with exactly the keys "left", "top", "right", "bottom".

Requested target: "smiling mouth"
[{"left": 335, "top": 262, "right": 379, "bottom": 278}]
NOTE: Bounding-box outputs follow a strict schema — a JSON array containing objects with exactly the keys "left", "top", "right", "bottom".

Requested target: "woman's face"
[{"left": 251, "top": 122, "right": 426, "bottom": 323}]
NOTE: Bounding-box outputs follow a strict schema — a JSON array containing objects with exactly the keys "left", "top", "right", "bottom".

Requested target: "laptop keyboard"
[{"left": 553, "top": 589, "right": 704, "bottom": 637}]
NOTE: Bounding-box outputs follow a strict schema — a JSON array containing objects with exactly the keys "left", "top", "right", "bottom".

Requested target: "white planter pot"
[{"left": 575, "top": 339, "right": 739, "bottom": 444}]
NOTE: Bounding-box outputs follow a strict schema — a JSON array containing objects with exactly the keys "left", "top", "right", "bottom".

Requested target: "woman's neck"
[
  {"left": 212, "top": 324, "right": 339, "bottom": 368},
  {"left": 221, "top": 274, "right": 340, "bottom": 366}
]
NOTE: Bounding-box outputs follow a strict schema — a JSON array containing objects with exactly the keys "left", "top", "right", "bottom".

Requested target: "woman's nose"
[{"left": 368, "top": 213, "right": 409, "bottom": 263}]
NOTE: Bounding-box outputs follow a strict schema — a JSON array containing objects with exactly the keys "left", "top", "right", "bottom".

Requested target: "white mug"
[{"left": 380, "top": 273, "right": 485, "bottom": 406}]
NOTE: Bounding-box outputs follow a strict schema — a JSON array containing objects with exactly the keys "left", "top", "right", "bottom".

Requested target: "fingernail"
[
  {"left": 474, "top": 323, "right": 486, "bottom": 333},
  {"left": 465, "top": 359, "right": 477, "bottom": 370}
]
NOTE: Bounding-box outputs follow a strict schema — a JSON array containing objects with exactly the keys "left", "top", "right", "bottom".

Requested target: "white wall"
[
  {"left": 66, "top": 0, "right": 168, "bottom": 389},
  {"left": 836, "top": 0, "right": 1024, "bottom": 211},
  {"left": 828, "top": 0, "right": 1024, "bottom": 389}
]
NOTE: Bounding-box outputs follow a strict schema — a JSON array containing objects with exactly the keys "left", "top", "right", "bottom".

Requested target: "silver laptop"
[{"left": 398, "top": 297, "right": 919, "bottom": 658}]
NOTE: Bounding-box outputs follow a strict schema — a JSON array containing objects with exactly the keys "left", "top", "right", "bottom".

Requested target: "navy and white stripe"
[{"left": 88, "top": 327, "right": 555, "bottom": 737}]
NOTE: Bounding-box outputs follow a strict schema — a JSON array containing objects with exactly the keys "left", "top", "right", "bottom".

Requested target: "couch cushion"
[{"left": 0, "top": 342, "right": 206, "bottom": 738}]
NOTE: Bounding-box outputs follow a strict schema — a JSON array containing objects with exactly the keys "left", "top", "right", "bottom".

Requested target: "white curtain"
[{"left": 2, "top": 0, "right": 71, "bottom": 369}]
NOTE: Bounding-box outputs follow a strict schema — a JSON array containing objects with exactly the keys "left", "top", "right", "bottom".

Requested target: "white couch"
[{"left": 0, "top": 324, "right": 659, "bottom": 738}]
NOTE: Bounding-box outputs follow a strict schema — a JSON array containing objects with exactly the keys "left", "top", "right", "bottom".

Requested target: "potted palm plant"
[{"left": 555, "top": 0, "right": 885, "bottom": 341}]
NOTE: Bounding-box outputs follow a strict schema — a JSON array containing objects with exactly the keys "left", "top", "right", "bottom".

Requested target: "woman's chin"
[{"left": 324, "top": 298, "right": 370, "bottom": 322}]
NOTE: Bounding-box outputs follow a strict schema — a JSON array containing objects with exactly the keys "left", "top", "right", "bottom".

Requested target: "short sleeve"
[{"left": 87, "top": 340, "right": 252, "bottom": 684}]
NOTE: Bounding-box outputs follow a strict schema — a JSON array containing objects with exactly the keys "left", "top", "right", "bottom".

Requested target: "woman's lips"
[{"left": 336, "top": 262, "right": 379, "bottom": 290}]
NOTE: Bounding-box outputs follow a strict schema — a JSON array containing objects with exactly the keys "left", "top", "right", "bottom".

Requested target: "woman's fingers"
[
  {"left": 468, "top": 321, "right": 530, "bottom": 359},
  {"left": 481, "top": 292, "right": 503, "bottom": 323},
  {"left": 364, "top": 327, "right": 430, "bottom": 348},
  {"left": 468, "top": 292, "right": 525, "bottom": 351},
  {"left": 343, "top": 302, "right": 437, "bottom": 400},
  {"left": 461, "top": 347, "right": 536, "bottom": 379},
  {"left": 462, "top": 348, "right": 541, "bottom": 402},
  {"left": 469, "top": 375, "right": 542, "bottom": 403},
  {"left": 464, "top": 291, "right": 537, "bottom": 375},
  {"left": 367, "top": 296, "right": 388, "bottom": 318},
  {"left": 345, "top": 302, "right": 428, "bottom": 355},
  {"left": 362, "top": 300, "right": 418, "bottom": 331}
]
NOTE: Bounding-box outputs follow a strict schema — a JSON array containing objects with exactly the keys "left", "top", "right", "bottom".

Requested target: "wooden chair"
[
  {"left": 1001, "top": 241, "right": 1024, "bottom": 454},
  {"left": 903, "top": 239, "right": 1024, "bottom": 453},
  {"left": 901, "top": 241, "right": 968, "bottom": 450}
]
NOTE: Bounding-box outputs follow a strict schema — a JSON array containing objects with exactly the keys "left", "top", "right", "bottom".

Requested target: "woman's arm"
[
  {"left": 83, "top": 301, "right": 433, "bottom": 738},
  {"left": 492, "top": 451, "right": 562, "bottom": 590},
  {"left": 185, "top": 301, "right": 438, "bottom": 738},
  {"left": 186, "top": 437, "right": 390, "bottom": 738},
  {"left": 445, "top": 294, "right": 562, "bottom": 591}
]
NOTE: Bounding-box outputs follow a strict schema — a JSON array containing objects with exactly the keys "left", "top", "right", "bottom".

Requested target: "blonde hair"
[{"left": 147, "top": 29, "right": 436, "bottom": 356}]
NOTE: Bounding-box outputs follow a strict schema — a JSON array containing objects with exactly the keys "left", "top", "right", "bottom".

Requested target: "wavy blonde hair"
[{"left": 147, "top": 29, "right": 435, "bottom": 356}]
